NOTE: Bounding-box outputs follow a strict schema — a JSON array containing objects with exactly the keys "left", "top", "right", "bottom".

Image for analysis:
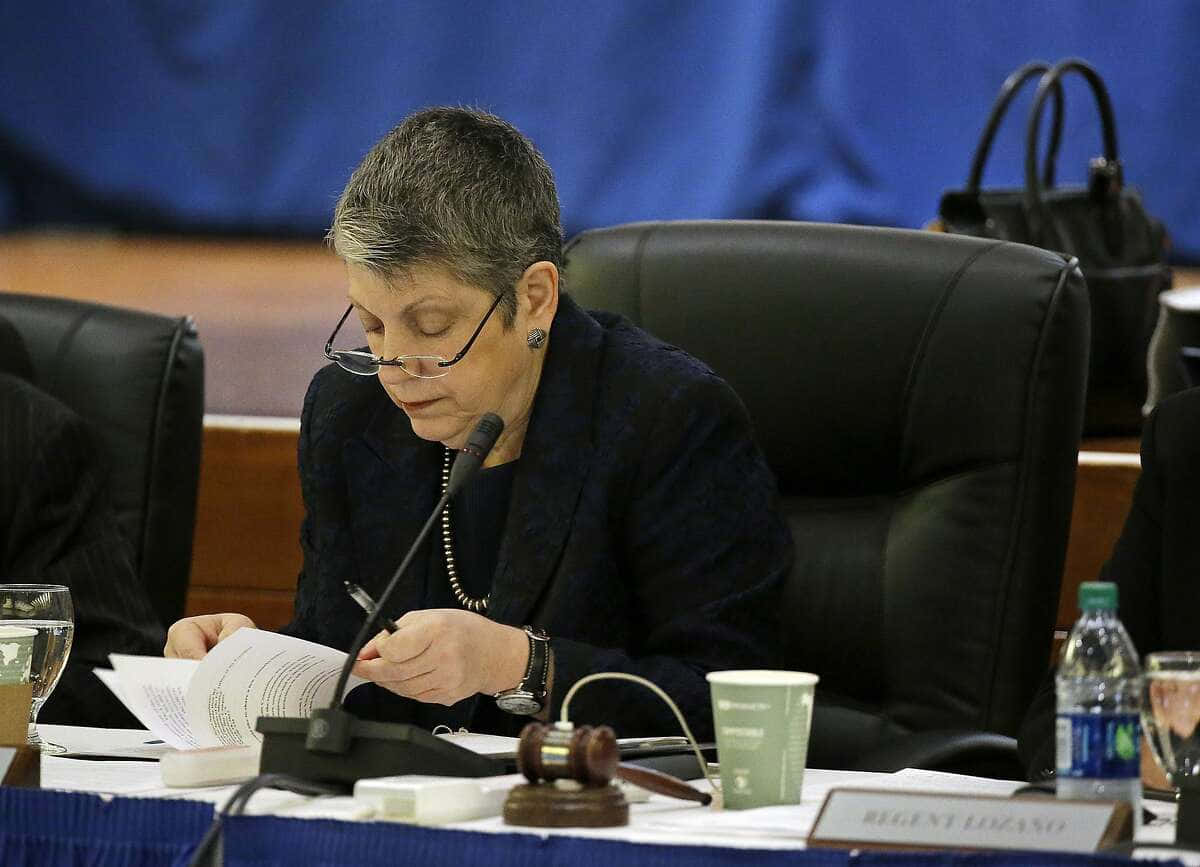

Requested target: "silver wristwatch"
[{"left": 494, "top": 625, "right": 550, "bottom": 715}]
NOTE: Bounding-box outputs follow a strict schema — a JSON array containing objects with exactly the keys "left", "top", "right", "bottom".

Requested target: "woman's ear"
[{"left": 518, "top": 261, "right": 559, "bottom": 327}]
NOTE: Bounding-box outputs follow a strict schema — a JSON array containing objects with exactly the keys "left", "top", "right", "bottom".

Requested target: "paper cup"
[
  {"left": 0, "top": 626, "right": 35, "bottom": 686},
  {"left": 707, "top": 669, "right": 818, "bottom": 809}
]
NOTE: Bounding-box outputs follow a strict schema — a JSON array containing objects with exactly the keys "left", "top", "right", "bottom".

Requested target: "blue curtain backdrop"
[{"left": 1, "top": 1, "right": 1197, "bottom": 260}]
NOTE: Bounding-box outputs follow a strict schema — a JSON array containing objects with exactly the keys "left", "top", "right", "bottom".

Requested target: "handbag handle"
[
  {"left": 967, "top": 60, "right": 1063, "bottom": 193},
  {"left": 1024, "top": 58, "right": 1122, "bottom": 247}
]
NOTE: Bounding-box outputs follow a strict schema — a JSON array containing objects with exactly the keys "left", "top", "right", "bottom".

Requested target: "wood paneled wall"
[
  {"left": 187, "top": 419, "right": 304, "bottom": 630},
  {"left": 1055, "top": 446, "right": 1140, "bottom": 658},
  {"left": 0, "top": 233, "right": 343, "bottom": 418}
]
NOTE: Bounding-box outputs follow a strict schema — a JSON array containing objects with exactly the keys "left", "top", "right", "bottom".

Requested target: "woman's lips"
[{"left": 399, "top": 397, "right": 439, "bottom": 412}]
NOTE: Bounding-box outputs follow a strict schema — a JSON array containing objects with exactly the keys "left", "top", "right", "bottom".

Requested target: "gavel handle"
[{"left": 616, "top": 763, "right": 713, "bottom": 806}]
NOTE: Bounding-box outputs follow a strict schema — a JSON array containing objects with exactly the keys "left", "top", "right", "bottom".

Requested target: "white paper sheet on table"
[
  {"left": 94, "top": 628, "right": 367, "bottom": 750},
  {"left": 41, "top": 756, "right": 330, "bottom": 807},
  {"left": 636, "top": 769, "right": 884, "bottom": 839},
  {"left": 42, "top": 755, "right": 236, "bottom": 801},
  {"left": 638, "top": 768, "right": 1025, "bottom": 841},
  {"left": 38, "top": 724, "right": 172, "bottom": 760},
  {"left": 431, "top": 733, "right": 691, "bottom": 758},
  {"left": 42, "top": 757, "right": 167, "bottom": 795},
  {"left": 436, "top": 732, "right": 519, "bottom": 756},
  {"left": 889, "top": 768, "right": 1025, "bottom": 797},
  {"left": 41, "top": 755, "right": 386, "bottom": 825}
]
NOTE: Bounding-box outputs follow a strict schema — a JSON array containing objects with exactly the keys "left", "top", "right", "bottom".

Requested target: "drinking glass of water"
[
  {"left": 1144, "top": 652, "right": 1200, "bottom": 791},
  {"left": 0, "top": 584, "right": 74, "bottom": 754}
]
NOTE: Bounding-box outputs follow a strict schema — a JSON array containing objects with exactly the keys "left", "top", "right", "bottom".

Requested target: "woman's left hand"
[{"left": 351, "top": 608, "right": 529, "bottom": 706}]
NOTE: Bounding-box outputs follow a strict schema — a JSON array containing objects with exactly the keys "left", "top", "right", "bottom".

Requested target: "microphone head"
[
  {"left": 463, "top": 412, "right": 505, "bottom": 459},
  {"left": 447, "top": 412, "right": 505, "bottom": 494}
]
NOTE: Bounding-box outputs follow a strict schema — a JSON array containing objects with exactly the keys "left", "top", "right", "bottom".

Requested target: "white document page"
[
  {"left": 183, "top": 628, "right": 366, "bottom": 747},
  {"left": 101, "top": 629, "right": 367, "bottom": 750},
  {"left": 102, "top": 657, "right": 200, "bottom": 749}
]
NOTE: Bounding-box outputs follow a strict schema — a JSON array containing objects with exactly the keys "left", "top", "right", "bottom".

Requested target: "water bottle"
[{"left": 1056, "top": 581, "right": 1142, "bottom": 824}]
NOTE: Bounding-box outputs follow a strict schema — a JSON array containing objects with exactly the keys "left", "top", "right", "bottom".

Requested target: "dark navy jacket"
[{"left": 282, "top": 293, "right": 791, "bottom": 740}]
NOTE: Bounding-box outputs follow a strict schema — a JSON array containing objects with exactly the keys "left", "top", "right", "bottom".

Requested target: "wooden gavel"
[{"left": 516, "top": 722, "right": 712, "bottom": 805}]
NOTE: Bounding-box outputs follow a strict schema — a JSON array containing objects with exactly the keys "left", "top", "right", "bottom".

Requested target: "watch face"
[{"left": 496, "top": 691, "right": 542, "bottom": 716}]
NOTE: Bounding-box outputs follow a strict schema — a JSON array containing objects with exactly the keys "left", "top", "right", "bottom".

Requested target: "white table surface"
[{"left": 33, "top": 724, "right": 1183, "bottom": 857}]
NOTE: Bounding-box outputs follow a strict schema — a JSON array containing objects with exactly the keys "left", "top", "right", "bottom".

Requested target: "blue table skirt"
[
  {"left": 0, "top": 788, "right": 1177, "bottom": 867},
  {"left": 0, "top": 788, "right": 211, "bottom": 866}
]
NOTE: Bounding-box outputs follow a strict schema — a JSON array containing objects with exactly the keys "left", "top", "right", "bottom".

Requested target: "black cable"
[{"left": 187, "top": 773, "right": 343, "bottom": 867}]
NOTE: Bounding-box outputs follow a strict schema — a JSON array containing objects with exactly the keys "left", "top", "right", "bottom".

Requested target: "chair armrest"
[{"left": 847, "top": 729, "right": 1023, "bottom": 780}]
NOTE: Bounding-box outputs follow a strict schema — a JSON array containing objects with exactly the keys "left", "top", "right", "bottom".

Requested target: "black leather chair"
[
  {"left": 0, "top": 292, "right": 204, "bottom": 626},
  {"left": 563, "top": 220, "right": 1089, "bottom": 777}
]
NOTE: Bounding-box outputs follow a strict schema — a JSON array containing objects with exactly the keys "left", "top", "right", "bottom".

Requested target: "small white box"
[{"left": 353, "top": 774, "right": 518, "bottom": 824}]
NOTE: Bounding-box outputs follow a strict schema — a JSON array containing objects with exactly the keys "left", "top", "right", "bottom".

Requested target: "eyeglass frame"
[{"left": 324, "top": 289, "right": 508, "bottom": 378}]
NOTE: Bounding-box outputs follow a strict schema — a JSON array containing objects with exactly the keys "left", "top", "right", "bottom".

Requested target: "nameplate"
[{"left": 807, "top": 788, "right": 1131, "bottom": 853}]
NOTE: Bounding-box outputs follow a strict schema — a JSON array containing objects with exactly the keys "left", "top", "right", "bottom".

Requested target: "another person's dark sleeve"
[
  {"left": 1017, "top": 407, "right": 1165, "bottom": 780},
  {"left": 1101, "top": 410, "right": 1166, "bottom": 654},
  {"left": 0, "top": 377, "right": 165, "bottom": 727}
]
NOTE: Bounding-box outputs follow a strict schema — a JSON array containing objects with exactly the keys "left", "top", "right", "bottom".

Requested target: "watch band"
[{"left": 494, "top": 626, "right": 550, "bottom": 715}]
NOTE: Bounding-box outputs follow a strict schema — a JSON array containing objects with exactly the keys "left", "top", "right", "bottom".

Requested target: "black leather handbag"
[{"left": 939, "top": 58, "right": 1171, "bottom": 436}]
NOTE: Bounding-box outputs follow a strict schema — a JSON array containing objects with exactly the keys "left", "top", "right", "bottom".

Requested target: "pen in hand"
[{"left": 343, "top": 580, "right": 399, "bottom": 633}]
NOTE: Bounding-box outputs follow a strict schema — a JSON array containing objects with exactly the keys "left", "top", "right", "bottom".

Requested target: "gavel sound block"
[{"left": 503, "top": 722, "right": 711, "bottom": 828}]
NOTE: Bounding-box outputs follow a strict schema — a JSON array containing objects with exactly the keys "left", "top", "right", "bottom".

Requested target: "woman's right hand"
[{"left": 164, "top": 613, "right": 256, "bottom": 659}]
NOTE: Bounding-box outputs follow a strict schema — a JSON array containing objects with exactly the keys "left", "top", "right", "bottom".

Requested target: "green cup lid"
[{"left": 1078, "top": 581, "right": 1117, "bottom": 610}]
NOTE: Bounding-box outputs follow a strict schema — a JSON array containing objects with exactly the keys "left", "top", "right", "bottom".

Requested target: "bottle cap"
[{"left": 1078, "top": 581, "right": 1117, "bottom": 611}]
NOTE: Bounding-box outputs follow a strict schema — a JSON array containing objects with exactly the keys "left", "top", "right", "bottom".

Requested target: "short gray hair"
[{"left": 328, "top": 107, "right": 563, "bottom": 325}]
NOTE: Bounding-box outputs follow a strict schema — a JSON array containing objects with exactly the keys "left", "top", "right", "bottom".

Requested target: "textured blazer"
[
  {"left": 1018, "top": 386, "right": 1200, "bottom": 779},
  {"left": 282, "top": 293, "right": 791, "bottom": 740},
  {"left": 0, "top": 371, "right": 165, "bottom": 727}
]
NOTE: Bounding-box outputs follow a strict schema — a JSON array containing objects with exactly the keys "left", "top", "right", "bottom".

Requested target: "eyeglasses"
[{"left": 324, "top": 291, "right": 506, "bottom": 378}]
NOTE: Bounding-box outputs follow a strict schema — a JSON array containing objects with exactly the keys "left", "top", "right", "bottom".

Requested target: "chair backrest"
[
  {"left": 0, "top": 292, "right": 204, "bottom": 625},
  {"left": 563, "top": 220, "right": 1088, "bottom": 745}
]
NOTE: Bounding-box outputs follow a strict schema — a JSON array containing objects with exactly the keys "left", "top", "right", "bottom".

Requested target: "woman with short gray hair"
[{"left": 166, "top": 107, "right": 791, "bottom": 741}]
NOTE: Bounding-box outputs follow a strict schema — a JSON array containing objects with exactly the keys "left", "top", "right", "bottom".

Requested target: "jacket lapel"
[
  {"left": 487, "top": 296, "right": 602, "bottom": 627},
  {"left": 344, "top": 398, "right": 441, "bottom": 620},
  {"left": 339, "top": 295, "right": 604, "bottom": 629}
]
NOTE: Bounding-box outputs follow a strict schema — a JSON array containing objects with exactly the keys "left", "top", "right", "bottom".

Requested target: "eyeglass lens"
[{"left": 325, "top": 290, "right": 506, "bottom": 378}]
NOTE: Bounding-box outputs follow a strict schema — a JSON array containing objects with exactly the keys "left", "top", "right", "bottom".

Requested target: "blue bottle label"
[{"left": 1055, "top": 713, "right": 1140, "bottom": 779}]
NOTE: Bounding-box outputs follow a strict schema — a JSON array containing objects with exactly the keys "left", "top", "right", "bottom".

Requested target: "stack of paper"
[{"left": 94, "top": 628, "right": 365, "bottom": 750}]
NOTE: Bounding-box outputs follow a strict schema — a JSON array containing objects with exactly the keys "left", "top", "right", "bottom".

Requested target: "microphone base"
[{"left": 256, "top": 715, "right": 506, "bottom": 791}]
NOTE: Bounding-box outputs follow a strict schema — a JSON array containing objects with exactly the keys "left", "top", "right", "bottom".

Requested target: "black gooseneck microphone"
[
  {"left": 321, "top": 410, "right": 505, "bottom": 720},
  {"left": 448, "top": 412, "right": 505, "bottom": 494},
  {"left": 256, "top": 413, "right": 507, "bottom": 787}
]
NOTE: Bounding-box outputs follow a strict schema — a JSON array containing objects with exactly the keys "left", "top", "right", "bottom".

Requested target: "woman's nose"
[
  {"left": 373, "top": 334, "right": 410, "bottom": 370},
  {"left": 373, "top": 330, "right": 404, "bottom": 361},
  {"left": 377, "top": 364, "right": 410, "bottom": 388}
]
